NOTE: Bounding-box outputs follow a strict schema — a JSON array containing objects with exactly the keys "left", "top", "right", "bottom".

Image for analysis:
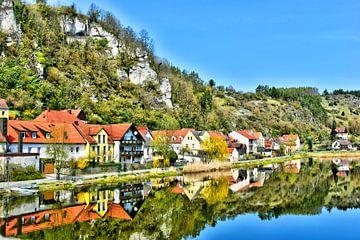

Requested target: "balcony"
[
  {"left": 120, "top": 151, "right": 144, "bottom": 156},
  {"left": 120, "top": 140, "right": 144, "bottom": 145}
]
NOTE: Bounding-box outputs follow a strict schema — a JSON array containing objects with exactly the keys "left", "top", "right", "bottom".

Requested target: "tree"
[
  {"left": 323, "top": 89, "right": 329, "bottom": 96},
  {"left": 180, "top": 145, "right": 190, "bottom": 160},
  {"left": 88, "top": 3, "right": 101, "bottom": 22},
  {"left": 151, "top": 134, "right": 172, "bottom": 161},
  {"left": 330, "top": 120, "right": 337, "bottom": 140},
  {"left": 307, "top": 137, "right": 313, "bottom": 151},
  {"left": 208, "top": 79, "right": 215, "bottom": 88},
  {"left": 201, "top": 136, "right": 228, "bottom": 162},
  {"left": 46, "top": 125, "right": 69, "bottom": 180}
]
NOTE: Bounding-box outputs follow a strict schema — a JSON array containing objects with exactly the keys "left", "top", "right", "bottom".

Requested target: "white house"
[
  {"left": 227, "top": 147, "right": 239, "bottom": 163},
  {"left": 335, "top": 127, "right": 349, "bottom": 140},
  {"left": 228, "top": 130, "right": 258, "bottom": 154}
]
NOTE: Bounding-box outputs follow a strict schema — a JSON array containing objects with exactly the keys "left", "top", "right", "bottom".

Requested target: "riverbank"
[{"left": 307, "top": 151, "right": 360, "bottom": 159}]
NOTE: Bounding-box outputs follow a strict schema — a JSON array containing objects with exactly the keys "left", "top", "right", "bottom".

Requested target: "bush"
[
  {"left": 10, "top": 165, "right": 44, "bottom": 181},
  {"left": 153, "top": 158, "right": 160, "bottom": 168}
]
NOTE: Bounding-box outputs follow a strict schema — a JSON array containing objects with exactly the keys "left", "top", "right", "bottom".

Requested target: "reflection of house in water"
[
  {"left": 283, "top": 160, "right": 301, "bottom": 174},
  {"left": 0, "top": 183, "right": 151, "bottom": 237},
  {"left": 170, "top": 178, "right": 211, "bottom": 201},
  {"left": 332, "top": 159, "right": 351, "bottom": 177},
  {"left": 228, "top": 168, "right": 266, "bottom": 192}
]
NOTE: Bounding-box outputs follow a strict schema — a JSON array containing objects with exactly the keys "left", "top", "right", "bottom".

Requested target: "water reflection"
[{"left": 1, "top": 158, "right": 360, "bottom": 239}]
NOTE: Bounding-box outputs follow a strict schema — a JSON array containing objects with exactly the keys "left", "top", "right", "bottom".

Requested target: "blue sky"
[{"left": 45, "top": 0, "right": 360, "bottom": 92}]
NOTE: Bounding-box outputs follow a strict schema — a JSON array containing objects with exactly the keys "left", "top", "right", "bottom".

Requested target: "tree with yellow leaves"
[{"left": 201, "top": 136, "right": 228, "bottom": 162}]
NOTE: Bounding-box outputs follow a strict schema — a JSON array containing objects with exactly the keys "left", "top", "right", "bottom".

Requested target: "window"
[
  {"left": 1, "top": 111, "right": 4, "bottom": 116},
  {"left": 98, "top": 135, "right": 101, "bottom": 144},
  {"left": 30, "top": 216, "right": 36, "bottom": 224},
  {"left": 92, "top": 146, "right": 96, "bottom": 151},
  {"left": 37, "top": 147, "right": 41, "bottom": 153},
  {"left": 103, "top": 135, "right": 106, "bottom": 144},
  {"left": 102, "top": 202, "right": 106, "bottom": 211},
  {"left": 45, "top": 132, "right": 51, "bottom": 139},
  {"left": 44, "top": 214, "right": 50, "bottom": 221},
  {"left": 179, "top": 137, "right": 183, "bottom": 141},
  {"left": 98, "top": 202, "right": 101, "bottom": 211},
  {"left": 75, "top": 147, "right": 79, "bottom": 153},
  {"left": 28, "top": 147, "right": 32, "bottom": 153},
  {"left": 20, "top": 132, "right": 26, "bottom": 139},
  {"left": 172, "top": 136, "right": 176, "bottom": 141},
  {"left": 192, "top": 144, "right": 195, "bottom": 148},
  {"left": 97, "top": 146, "right": 100, "bottom": 155},
  {"left": 108, "top": 146, "right": 111, "bottom": 151},
  {"left": 103, "top": 146, "right": 106, "bottom": 156},
  {"left": 31, "top": 132, "right": 37, "bottom": 139},
  {"left": 70, "top": 147, "right": 74, "bottom": 153},
  {"left": 103, "top": 191, "right": 106, "bottom": 199}
]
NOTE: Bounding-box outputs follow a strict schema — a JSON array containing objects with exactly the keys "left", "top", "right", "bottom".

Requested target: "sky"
[{"left": 44, "top": 0, "right": 360, "bottom": 92}]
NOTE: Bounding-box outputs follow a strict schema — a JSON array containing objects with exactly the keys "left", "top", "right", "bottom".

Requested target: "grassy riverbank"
[
  {"left": 37, "top": 169, "right": 179, "bottom": 191},
  {"left": 307, "top": 151, "right": 360, "bottom": 159}
]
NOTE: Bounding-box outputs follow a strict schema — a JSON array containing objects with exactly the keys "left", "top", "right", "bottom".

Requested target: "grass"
[
  {"left": 308, "top": 151, "right": 360, "bottom": 159},
  {"left": 183, "top": 161, "right": 232, "bottom": 173},
  {"left": 37, "top": 168, "right": 179, "bottom": 191}
]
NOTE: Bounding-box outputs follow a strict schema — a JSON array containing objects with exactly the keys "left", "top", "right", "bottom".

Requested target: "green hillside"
[{"left": 0, "top": 1, "right": 358, "bottom": 143}]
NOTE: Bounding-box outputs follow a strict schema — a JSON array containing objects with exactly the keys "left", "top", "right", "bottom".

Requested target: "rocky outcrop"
[
  {"left": 128, "top": 49, "right": 157, "bottom": 85},
  {"left": 159, "top": 78, "right": 173, "bottom": 108},
  {"left": 60, "top": 15, "right": 123, "bottom": 56},
  {"left": 0, "top": 0, "right": 18, "bottom": 34}
]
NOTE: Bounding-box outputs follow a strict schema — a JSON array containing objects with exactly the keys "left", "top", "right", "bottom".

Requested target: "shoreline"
[{"left": 3, "top": 151, "right": 360, "bottom": 192}]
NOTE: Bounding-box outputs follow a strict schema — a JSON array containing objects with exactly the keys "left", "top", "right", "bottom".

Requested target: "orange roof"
[
  {"left": 152, "top": 128, "right": 194, "bottom": 144},
  {"left": 104, "top": 203, "right": 132, "bottom": 220},
  {"left": 335, "top": 127, "right": 348, "bottom": 133},
  {"left": 103, "top": 123, "right": 132, "bottom": 141},
  {"left": 7, "top": 120, "right": 88, "bottom": 144},
  {"left": 282, "top": 134, "right": 299, "bottom": 141},
  {"left": 236, "top": 130, "right": 257, "bottom": 140},
  {"left": 171, "top": 182, "right": 185, "bottom": 194},
  {"left": 0, "top": 99, "right": 8, "bottom": 109},
  {"left": 138, "top": 126, "right": 150, "bottom": 136},
  {"left": 208, "top": 131, "right": 227, "bottom": 140},
  {"left": 77, "top": 124, "right": 113, "bottom": 144},
  {"left": 34, "top": 109, "right": 81, "bottom": 123},
  {"left": 227, "top": 147, "right": 235, "bottom": 154}
]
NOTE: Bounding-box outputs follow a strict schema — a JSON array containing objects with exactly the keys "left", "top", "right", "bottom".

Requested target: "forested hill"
[{"left": 0, "top": 0, "right": 358, "bottom": 142}]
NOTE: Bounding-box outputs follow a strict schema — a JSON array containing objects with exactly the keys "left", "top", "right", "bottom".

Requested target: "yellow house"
[
  {"left": 77, "top": 124, "right": 114, "bottom": 164},
  {"left": 77, "top": 190, "right": 114, "bottom": 217},
  {"left": 181, "top": 131, "right": 210, "bottom": 156}
]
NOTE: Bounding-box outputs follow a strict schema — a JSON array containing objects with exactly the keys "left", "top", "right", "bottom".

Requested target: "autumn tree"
[{"left": 201, "top": 136, "right": 228, "bottom": 162}]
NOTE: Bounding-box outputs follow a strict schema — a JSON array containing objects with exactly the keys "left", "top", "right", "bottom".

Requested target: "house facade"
[
  {"left": 228, "top": 130, "right": 258, "bottom": 155},
  {"left": 151, "top": 128, "right": 193, "bottom": 156},
  {"left": 335, "top": 127, "right": 349, "bottom": 140}
]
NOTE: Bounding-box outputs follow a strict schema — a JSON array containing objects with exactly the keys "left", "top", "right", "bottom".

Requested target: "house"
[
  {"left": 332, "top": 139, "right": 352, "bottom": 150},
  {"left": 276, "top": 134, "right": 301, "bottom": 153},
  {"left": 227, "top": 147, "right": 239, "bottom": 162},
  {"left": 151, "top": 128, "right": 193, "bottom": 155},
  {"left": 228, "top": 130, "right": 258, "bottom": 155},
  {"left": 7, "top": 120, "right": 89, "bottom": 160},
  {"left": 34, "top": 109, "right": 86, "bottom": 123},
  {"left": 102, "top": 124, "right": 145, "bottom": 165},
  {"left": 335, "top": 127, "right": 349, "bottom": 140},
  {"left": 138, "top": 126, "right": 154, "bottom": 163}
]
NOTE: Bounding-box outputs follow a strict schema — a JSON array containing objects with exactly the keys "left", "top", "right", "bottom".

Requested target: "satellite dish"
[{"left": 134, "top": 131, "right": 138, "bottom": 135}]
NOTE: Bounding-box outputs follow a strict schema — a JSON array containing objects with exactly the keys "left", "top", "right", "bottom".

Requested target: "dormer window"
[
  {"left": 179, "top": 136, "right": 183, "bottom": 141},
  {"left": 1, "top": 111, "right": 4, "bottom": 116},
  {"left": 45, "top": 132, "right": 51, "bottom": 139},
  {"left": 172, "top": 136, "right": 176, "bottom": 141},
  {"left": 31, "top": 132, "right": 37, "bottom": 139},
  {"left": 20, "top": 132, "right": 26, "bottom": 139}
]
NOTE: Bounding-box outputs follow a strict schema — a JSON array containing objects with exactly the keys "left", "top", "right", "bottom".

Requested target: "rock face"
[
  {"left": 0, "top": 0, "right": 18, "bottom": 34},
  {"left": 60, "top": 15, "right": 123, "bottom": 56},
  {"left": 159, "top": 78, "right": 173, "bottom": 108},
  {"left": 128, "top": 49, "right": 157, "bottom": 85}
]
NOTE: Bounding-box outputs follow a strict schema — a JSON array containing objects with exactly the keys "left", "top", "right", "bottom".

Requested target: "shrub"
[
  {"left": 10, "top": 165, "right": 44, "bottom": 181},
  {"left": 153, "top": 158, "right": 160, "bottom": 168}
]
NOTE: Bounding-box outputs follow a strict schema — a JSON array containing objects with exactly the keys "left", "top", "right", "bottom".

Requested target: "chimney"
[{"left": 18, "top": 132, "right": 23, "bottom": 153}]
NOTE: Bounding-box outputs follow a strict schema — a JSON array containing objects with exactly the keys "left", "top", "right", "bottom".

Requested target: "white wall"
[
  {"left": 0, "top": 154, "right": 40, "bottom": 175},
  {"left": 229, "top": 131, "right": 250, "bottom": 154},
  {"left": 7, "top": 143, "right": 87, "bottom": 160}
]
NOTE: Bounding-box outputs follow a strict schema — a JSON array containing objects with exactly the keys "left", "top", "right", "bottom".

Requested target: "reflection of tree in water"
[{"left": 20, "top": 159, "right": 360, "bottom": 240}]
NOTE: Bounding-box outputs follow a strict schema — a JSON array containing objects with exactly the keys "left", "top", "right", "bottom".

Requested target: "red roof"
[
  {"left": 7, "top": 120, "right": 88, "bottom": 144},
  {"left": 335, "top": 128, "right": 348, "bottom": 134},
  {"left": 236, "top": 131, "right": 257, "bottom": 140},
  {"left": 227, "top": 147, "right": 235, "bottom": 154},
  {"left": 152, "top": 128, "right": 194, "bottom": 144},
  {"left": 103, "top": 123, "right": 132, "bottom": 141},
  {"left": 0, "top": 99, "right": 8, "bottom": 109},
  {"left": 34, "top": 109, "right": 81, "bottom": 123}
]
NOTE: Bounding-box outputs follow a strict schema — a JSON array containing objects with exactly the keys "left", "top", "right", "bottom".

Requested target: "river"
[{"left": 1, "top": 158, "right": 359, "bottom": 239}]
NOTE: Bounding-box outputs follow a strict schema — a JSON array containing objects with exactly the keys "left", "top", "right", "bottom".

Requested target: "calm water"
[{"left": 1, "top": 158, "right": 360, "bottom": 240}]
